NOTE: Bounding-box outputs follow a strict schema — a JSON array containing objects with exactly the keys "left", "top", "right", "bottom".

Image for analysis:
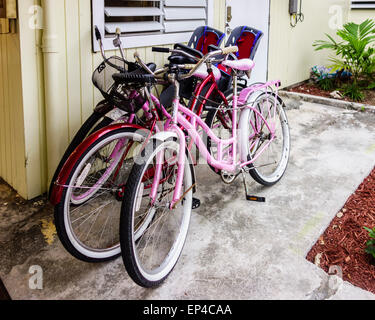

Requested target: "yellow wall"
[
  {"left": 0, "top": 0, "right": 47, "bottom": 199},
  {"left": 19, "top": 0, "right": 47, "bottom": 199},
  {"left": 268, "top": 0, "right": 351, "bottom": 87},
  {"left": 349, "top": 9, "right": 374, "bottom": 24},
  {"left": 0, "top": 21, "right": 28, "bottom": 198},
  {"left": 3, "top": 0, "right": 373, "bottom": 199},
  {"left": 0, "top": 0, "right": 226, "bottom": 199},
  {"left": 42, "top": 0, "right": 225, "bottom": 190}
]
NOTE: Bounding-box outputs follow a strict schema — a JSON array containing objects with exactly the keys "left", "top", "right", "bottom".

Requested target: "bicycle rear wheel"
[
  {"left": 120, "top": 138, "right": 192, "bottom": 287},
  {"left": 240, "top": 93, "right": 290, "bottom": 186},
  {"left": 54, "top": 127, "right": 146, "bottom": 262}
]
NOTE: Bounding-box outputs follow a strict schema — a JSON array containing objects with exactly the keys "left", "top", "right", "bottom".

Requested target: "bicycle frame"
[
  {"left": 150, "top": 71, "right": 281, "bottom": 208},
  {"left": 50, "top": 70, "right": 226, "bottom": 205}
]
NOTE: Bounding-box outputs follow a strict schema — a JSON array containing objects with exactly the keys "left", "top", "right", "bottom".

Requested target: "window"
[
  {"left": 92, "top": 0, "right": 214, "bottom": 51},
  {"left": 350, "top": 0, "right": 375, "bottom": 9}
]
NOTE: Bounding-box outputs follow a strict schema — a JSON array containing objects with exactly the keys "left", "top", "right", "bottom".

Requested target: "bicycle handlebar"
[
  {"left": 152, "top": 47, "right": 170, "bottom": 53},
  {"left": 94, "top": 26, "right": 107, "bottom": 61},
  {"left": 135, "top": 45, "right": 239, "bottom": 83},
  {"left": 134, "top": 47, "right": 200, "bottom": 77},
  {"left": 178, "top": 46, "right": 239, "bottom": 81},
  {"left": 222, "top": 46, "right": 239, "bottom": 55},
  {"left": 95, "top": 26, "right": 102, "bottom": 41}
]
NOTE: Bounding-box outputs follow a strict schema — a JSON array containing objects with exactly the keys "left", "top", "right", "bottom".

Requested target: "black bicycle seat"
[
  {"left": 174, "top": 43, "right": 203, "bottom": 58},
  {"left": 128, "top": 62, "right": 156, "bottom": 73},
  {"left": 168, "top": 43, "right": 203, "bottom": 65},
  {"left": 146, "top": 63, "right": 157, "bottom": 73},
  {"left": 168, "top": 55, "right": 197, "bottom": 65}
]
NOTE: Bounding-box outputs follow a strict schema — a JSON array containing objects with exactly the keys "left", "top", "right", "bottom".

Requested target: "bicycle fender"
[
  {"left": 49, "top": 123, "right": 145, "bottom": 206},
  {"left": 93, "top": 100, "right": 113, "bottom": 114},
  {"left": 148, "top": 132, "right": 197, "bottom": 194},
  {"left": 150, "top": 131, "right": 178, "bottom": 142},
  {"left": 238, "top": 90, "right": 271, "bottom": 163},
  {"left": 239, "top": 91, "right": 285, "bottom": 164},
  {"left": 238, "top": 87, "right": 265, "bottom": 106}
]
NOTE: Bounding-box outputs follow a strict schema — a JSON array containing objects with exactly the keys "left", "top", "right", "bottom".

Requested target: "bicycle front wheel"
[
  {"left": 120, "top": 138, "right": 193, "bottom": 288},
  {"left": 54, "top": 127, "right": 147, "bottom": 262},
  {"left": 48, "top": 111, "right": 116, "bottom": 197}
]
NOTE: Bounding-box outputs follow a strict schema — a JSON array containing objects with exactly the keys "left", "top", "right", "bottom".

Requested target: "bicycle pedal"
[
  {"left": 192, "top": 198, "right": 201, "bottom": 209},
  {"left": 246, "top": 195, "right": 266, "bottom": 203}
]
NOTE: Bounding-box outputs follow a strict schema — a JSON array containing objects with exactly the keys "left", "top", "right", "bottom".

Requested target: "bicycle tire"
[
  {"left": 54, "top": 127, "right": 147, "bottom": 263},
  {"left": 49, "top": 111, "right": 114, "bottom": 197},
  {"left": 120, "top": 138, "right": 193, "bottom": 287},
  {"left": 241, "top": 93, "right": 290, "bottom": 186}
]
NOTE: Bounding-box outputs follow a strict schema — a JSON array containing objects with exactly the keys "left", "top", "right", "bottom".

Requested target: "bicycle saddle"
[
  {"left": 145, "top": 63, "right": 157, "bottom": 73},
  {"left": 221, "top": 59, "right": 255, "bottom": 71}
]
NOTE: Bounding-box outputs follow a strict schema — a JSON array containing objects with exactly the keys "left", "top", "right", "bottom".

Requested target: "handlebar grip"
[
  {"left": 221, "top": 46, "right": 238, "bottom": 55},
  {"left": 152, "top": 47, "right": 170, "bottom": 53},
  {"left": 95, "top": 26, "right": 102, "bottom": 41},
  {"left": 183, "top": 64, "right": 196, "bottom": 70},
  {"left": 116, "top": 28, "right": 121, "bottom": 36}
]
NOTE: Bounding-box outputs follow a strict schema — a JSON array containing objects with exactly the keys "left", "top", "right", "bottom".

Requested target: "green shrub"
[
  {"left": 364, "top": 226, "right": 375, "bottom": 259},
  {"left": 367, "top": 81, "right": 375, "bottom": 90},
  {"left": 318, "top": 78, "right": 335, "bottom": 91},
  {"left": 313, "top": 19, "right": 375, "bottom": 100},
  {"left": 342, "top": 82, "right": 365, "bottom": 101}
]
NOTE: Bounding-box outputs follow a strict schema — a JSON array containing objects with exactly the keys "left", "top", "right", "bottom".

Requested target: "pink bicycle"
[
  {"left": 50, "top": 42, "right": 233, "bottom": 263},
  {"left": 119, "top": 46, "right": 291, "bottom": 287}
]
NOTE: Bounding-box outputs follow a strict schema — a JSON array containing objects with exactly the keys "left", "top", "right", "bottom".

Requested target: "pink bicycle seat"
[
  {"left": 192, "top": 64, "right": 221, "bottom": 81},
  {"left": 221, "top": 59, "right": 255, "bottom": 71}
]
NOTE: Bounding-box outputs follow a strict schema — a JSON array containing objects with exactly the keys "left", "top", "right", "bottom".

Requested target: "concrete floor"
[{"left": 1, "top": 100, "right": 375, "bottom": 300}]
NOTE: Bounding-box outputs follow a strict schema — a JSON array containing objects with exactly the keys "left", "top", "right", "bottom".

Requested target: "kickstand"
[{"left": 241, "top": 170, "right": 266, "bottom": 203}]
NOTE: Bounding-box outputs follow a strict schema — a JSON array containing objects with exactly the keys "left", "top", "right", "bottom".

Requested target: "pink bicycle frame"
[{"left": 153, "top": 76, "right": 281, "bottom": 208}]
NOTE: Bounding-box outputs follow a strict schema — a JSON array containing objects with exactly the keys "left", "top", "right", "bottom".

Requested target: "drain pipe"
[{"left": 41, "top": 0, "right": 66, "bottom": 185}]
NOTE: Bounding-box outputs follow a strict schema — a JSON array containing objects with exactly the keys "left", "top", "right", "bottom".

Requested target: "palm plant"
[
  {"left": 364, "top": 227, "right": 375, "bottom": 260},
  {"left": 313, "top": 19, "right": 375, "bottom": 101}
]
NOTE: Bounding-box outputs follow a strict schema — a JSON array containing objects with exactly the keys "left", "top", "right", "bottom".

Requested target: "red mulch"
[
  {"left": 307, "top": 167, "right": 375, "bottom": 294},
  {"left": 289, "top": 83, "right": 375, "bottom": 106}
]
